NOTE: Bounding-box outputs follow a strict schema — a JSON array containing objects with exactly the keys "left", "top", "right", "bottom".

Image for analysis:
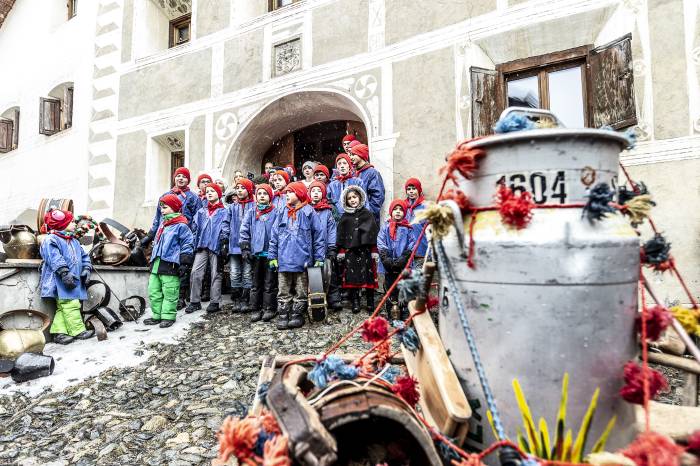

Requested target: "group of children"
[{"left": 37, "top": 136, "right": 429, "bottom": 341}]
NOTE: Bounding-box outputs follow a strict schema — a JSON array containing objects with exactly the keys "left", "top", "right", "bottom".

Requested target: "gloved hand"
[
  {"left": 80, "top": 269, "right": 90, "bottom": 285},
  {"left": 219, "top": 237, "right": 229, "bottom": 257},
  {"left": 337, "top": 253, "right": 346, "bottom": 262},
  {"left": 326, "top": 247, "right": 337, "bottom": 261},
  {"left": 57, "top": 267, "right": 77, "bottom": 290},
  {"left": 178, "top": 265, "right": 189, "bottom": 280},
  {"left": 371, "top": 252, "right": 379, "bottom": 261},
  {"left": 269, "top": 259, "right": 278, "bottom": 270},
  {"left": 314, "top": 260, "right": 324, "bottom": 268},
  {"left": 241, "top": 249, "right": 252, "bottom": 263},
  {"left": 179, "top": 253, "right": 194, "bottom": 266},
  {"left": 140, "top": 233, "right": 154, "bottom": 248}
]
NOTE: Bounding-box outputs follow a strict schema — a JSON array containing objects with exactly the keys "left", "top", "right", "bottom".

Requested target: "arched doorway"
[{"left": 221, "top": 90, "right": 368, "bottom": 179}]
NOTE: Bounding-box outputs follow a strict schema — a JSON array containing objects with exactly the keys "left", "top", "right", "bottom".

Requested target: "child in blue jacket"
[
  {"left": 327, "top": 153, "right": 364, "bottom": 216},
  {"left": 268, "top": 182, "right": 325, "bottom": 330},
  {"left": 39, "top": 209, "right": 95, "bottom": 345},
  {"left": 143, "top": 194, "right": 194, "bottom": 328},
  {"left": 239, "top": 183, "right": 278, "bottom": 323},
  {"left": 308, "top": 180, "right": 341, "bottom": 311},
  {"left": 404, "top": 177, "right": 429, "bottom": 267},
  {"left": 225, "top": 178, "right": 255, "bottom": 312},
  {"left": 271, "top": 170, "right": 290, "bottom": 211},
  {"left": 185, "top": 183, "right": 230, "bottom": 314},
  {"left": 378, "top": 199, "right": 416, "bottom": 319},
  {"left": 349, "top": 144, "right": 385, "bottom": 225}
]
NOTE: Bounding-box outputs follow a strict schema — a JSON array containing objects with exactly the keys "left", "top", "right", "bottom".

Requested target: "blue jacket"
[
  {"left": 377, "top": 222, "right": 415, "bottom": 274},
  {"left": 239, "top": 206, "right": 277, "bottom": 256},
  {"left": 272, "top": 194, "right": 286, "bottom": 213},
  {"left": 192, "top": 205, "right": 230, "bottom": 254},
  {"left": 150, "top": 222, "right": 194, "bottom": 265},
  {"left": 40, "top": 234, "right": 92, "bottom": 300},
  {"left": 148, "top": 189, "right": 199, "bottom": 237},
  {"left": 268, "top": 204, "right": 325, "bottom": 272},
  {"left": 327, "top": 177, "right": 364, "bottom": 215},
  {"left": 226, "top": 201, "right": 254, "bottom": 255},
  {"left": 405, "top": 200, "right": 428, "bottom": 257},
  {"left": 313, "top": 207, "right": 337, "bottom": 252},
  {"left": 356, "top": 166, "right": 385, "bottom": 222}
]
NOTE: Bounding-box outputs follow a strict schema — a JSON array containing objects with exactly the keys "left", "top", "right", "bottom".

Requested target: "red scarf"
[
  {"left": 334, "top": 172, "right": 354, "bottom": 183},
  {"left": 313, "top": 199, "right": 333, "bottom": 211},
  {"left": 256, "top": 204, "right": 274, "bottom": 219},
  {"left": 406, "top": 196, "right": 425, "bottom": 218},
  {"left": 170, "top": 185, "right": 190, "bottom": 196},
  {"left": 156, "top": 214, "right": 188, "bottom": 240},
  {"left": 287, "top": 201, "right": 308, "bottom": 221},
  {"left": 52, "top": 231, "right": 74, "bottom": 241},
  {"left": 207, "top": 201, "right": 224, "bottom": 216},
  {"left": 355, "top": 163, "right": 375, "bottom": 174},
  {"left": 389, "top": 219, "right": 412, "bottom": 240}
]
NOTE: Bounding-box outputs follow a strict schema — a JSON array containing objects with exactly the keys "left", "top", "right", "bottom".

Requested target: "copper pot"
[{"left": 0, "top": 225, "right": 38, "bottom": 260}]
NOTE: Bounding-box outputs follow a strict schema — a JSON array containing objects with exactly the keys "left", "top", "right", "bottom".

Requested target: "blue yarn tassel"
[
  {"left": 392, "top": 320, "right": 421, "bottom": 354},
  {"left": 380, "top": 365, "right": 401, "bottom": 384},
  {"left": 257, "top": 381, "right": 270, "bottom": 406},
  {"left": 308, "top": 355, "right": 359, "bottom": 389},
  {"left": 494, "top": 113, "right": 535, "bottom": 134},
  {"left": 254, "top": 429, "right": 273, "bottom": 457},
  {"left": 436, "top": 438, "right": 461, "bottom": 462},
  {"left": 582, "top": 182, "right": 616, "bottom": 223}
]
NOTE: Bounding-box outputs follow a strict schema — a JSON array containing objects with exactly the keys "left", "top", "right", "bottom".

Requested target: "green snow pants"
[
  {"left": 148, "top": 273, "right": 180, "bottom": 321},
  {"left": 50, "top": 299, "right": 86, "bottom": 336}
]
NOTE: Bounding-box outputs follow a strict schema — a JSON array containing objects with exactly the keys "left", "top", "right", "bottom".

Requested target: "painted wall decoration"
[{"left": 273, "top": 38, "right": 302, "bottom": 77}]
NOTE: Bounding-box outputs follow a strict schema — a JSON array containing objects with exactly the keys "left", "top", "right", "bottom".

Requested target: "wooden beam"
[{"left": 648, "top": 351, "right": 700, "bottom": 375}]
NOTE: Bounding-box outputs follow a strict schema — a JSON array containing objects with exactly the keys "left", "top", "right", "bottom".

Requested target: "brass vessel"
[
  {"left": 0, "top": 329, "right": 46, "bottom": 358},
  {"left": 0, "top": 225, "right": 39, "bottom": 260}
]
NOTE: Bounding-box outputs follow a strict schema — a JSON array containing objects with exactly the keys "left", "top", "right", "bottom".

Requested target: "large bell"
[{"left": 0, "top": 225, "right": 39, "bottom": 260}]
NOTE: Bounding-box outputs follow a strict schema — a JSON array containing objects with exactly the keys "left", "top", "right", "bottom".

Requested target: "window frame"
[
  {"left": 169, "top": 13, "right": 192, "bottom": 48},
  {"left": 170, "top": 151, "right": 185, "bottom": 181},
  {"left": 268, "top": 0, "right": 302, "bottom": 12},
  {"left": 496, "top": 45, "right": 593, "bottom": 127},
  {"left": 67, "top": 0, "right": 77, "bottom": 19}
]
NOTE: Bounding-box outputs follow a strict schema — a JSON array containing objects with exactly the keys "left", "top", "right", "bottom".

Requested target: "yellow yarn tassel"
[
  {"left": 535, "top": 118, "right": 558, "bottom": 129},
  {"left": 623, "top": 194, "right": 654, "bottom": 226},
  {"left": 669, "top": 305, "right": 700, "bottom": 337},
  {"left": 414, "top": 203, "right": 454, "bottom": 240},
  {"left": 585, "top": 452, "right": 636, "bottom": 466}
]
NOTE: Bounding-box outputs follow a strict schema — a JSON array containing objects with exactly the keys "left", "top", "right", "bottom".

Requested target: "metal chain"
[{"left": 435, "top": 240, "right": 507, "bottom": 441}]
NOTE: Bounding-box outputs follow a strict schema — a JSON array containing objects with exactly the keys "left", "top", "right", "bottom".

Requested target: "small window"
[
  {"left": 169, "top": 13, "right": 191, "bottom": 48},
  {"left": 68, "top": 0, "right": 77, "bottom": 19},
  {"left": 0, "top": 108, "right": 19, "bottom": 153},
  {"left": 269, "top": 0, "right": 301, "bottom": 12},
  {"left": 171, "top": 151, "right": 185, "bottom": 180},
  {"left": 40, "top": 83, "right": 74, "bottom": 136},
  {"left": 471, "top": 34, "right": 636, "bottom": 136}
]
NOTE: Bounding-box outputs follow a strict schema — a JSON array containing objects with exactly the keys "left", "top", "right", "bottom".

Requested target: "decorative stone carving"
[
  {"left": 354, "top": 74, "right": 378, "bottom": 99},
  {"left": 273, "top": 39, "right": 302, "bottom": 77},
  {"left": 215, "top": 112, "right": 239, "bottom": 141},
  {"left": 153, "top": 0, "right": 190, "bottom": 18}
]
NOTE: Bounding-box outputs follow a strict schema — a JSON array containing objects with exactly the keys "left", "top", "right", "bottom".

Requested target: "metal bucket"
[
  {"left": 10, "top": 352, "right": 55, "bottom": 382},
  {"left": 439, "top": 112, "right": 638, "bottom": 457}
]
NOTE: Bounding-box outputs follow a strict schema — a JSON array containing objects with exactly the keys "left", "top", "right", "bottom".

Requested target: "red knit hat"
[
  {"left": 313, "top": 164, "right": 330, "bottom": 179},
  {"left": 274, "top": 170, "right": 290, "bottom": 185},
  {"left": 256, "top": 183, "right": 274, "bottom": 200},
  {"left": 160, "top": 194, "right": 183, "bottom": 212},
  {"left": 349, "top": 140, "right": 361, "bottom": 148},
  {"left": 308, "top": 180, "right": 327, "bottom": 198},
  {"left": 335, "top": 153, "right": 353, "bottom": 167},
  {"left": 285, "top": 181, "right": 309, "bottom": 203},
  {"left": 236, "top": 178, "right": 255, "bottom": 198},
  {"left": 342, "top": 134, "right": 357, "bottom": 143},
  {"left": 204, "top": 182, "right": 222, "bottom": 200},
  {"left": 284, "top": 164, "right": 296, "bottom": 176},
  {"left": 44, "top": 209, "right": 74, "bottom": 231},
  {"left": 197, "top": 173, "right": 212, "bottom": 186},
  {"left": 350, "top": 143, "right": 370, "bottom": 161},
  {"left": 389, "top": 199, "right": 408, "bottom": 216},
  {"left": 173, "top": 167, "right": 191, "bottom": 183},
  {"left": 404, "top": 177, "right": 422, "bottom": 194}
]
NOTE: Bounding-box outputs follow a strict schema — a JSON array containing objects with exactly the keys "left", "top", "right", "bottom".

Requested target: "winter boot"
[
  {"left": 185, "top": 302, "right": 202, "bottom": 314},
  {"left": 159, "top": 320, "right": 175, "bottom": 328},
  {"left": 176, "top": 298, "right": 187, "bottom": 311},
  {"left": 350, "top": 290, "right": 361, "bottom": 314},
  {"left": 261, "top": 307, "right": 276, "bottom": 322},
  {"left": 206, "top": 302, "right": 221, "bottom": 313},
  {"left": 250, "top": 309, "right": 264, "bottom": 322},
  {"left": 143, "top": 318, "right": 161, "bottom": 325},
  {"left": 240, "top": 289, "right": 252, "bottom": 313},
  {"left": 230, "top": 288, "right": 242, "bottom": 312},
  {"left": 75, "top": 330, "right": 95, "bottom": 340},
  {"left": 288, "top": 302, "right": 306, "bottom": 329},
  {"left": 365, "top": 289, "right": 375, "bottom": 313},
  {"left": 52, "top": 333, "right": 74, "bottom": 345},
  {"left": 277, "top": 302, "right": 291, "bottom": 330}
]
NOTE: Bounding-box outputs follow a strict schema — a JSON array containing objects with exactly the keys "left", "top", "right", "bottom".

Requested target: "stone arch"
[{"left": 220, "top": 89, "right": 370, "bottom": 179}]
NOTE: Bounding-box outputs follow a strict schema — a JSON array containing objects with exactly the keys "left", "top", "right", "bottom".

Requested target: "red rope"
[
  {"left": 640, "top": 276, "right": 651, "bottom": 433},
  {"left": 670, "top": 259, "right": 700, "bottom": 309}
]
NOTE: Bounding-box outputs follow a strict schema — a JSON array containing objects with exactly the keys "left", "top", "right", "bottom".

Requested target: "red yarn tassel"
[
  {"left": 440, "top": 141, "right": 486, "bottom": 182},
  {"left": 262, "top": 435, "right": 292, "bottom": 466},
  {"left": 362, "top": 317, "right": 390, "bottom": 343},
  {"left": 391, "top": 375, "right": 420, "bottom": 407},
  {"left": 495, "top": 185, "right": 534, "bottom": 229},
  {"left": 441, "top": 189, "right": 471, "bottom": 214},
  {"left": 636, "top": 305, "right": 673, "bottom": 341},
  {"left": 217, "top": 416, "right": 262, "bottom": 464},
  {"left": 619, "top": 361, "right": 668, "bottom": 405},
  {"left": 622, "top": 432, "right": 685, "bottom": 466},
  {"left": 686, "top": 430, "right": 700, "bottom": 456}
]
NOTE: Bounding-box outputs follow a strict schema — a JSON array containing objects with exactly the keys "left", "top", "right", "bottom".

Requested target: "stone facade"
[{"left": 0, "top": 0, "right": 698, "bottom": 304}]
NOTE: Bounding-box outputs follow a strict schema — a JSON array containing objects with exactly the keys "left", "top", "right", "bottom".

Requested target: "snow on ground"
[{"left": 0, "top": 308, "right": 206, "bottom": 397}]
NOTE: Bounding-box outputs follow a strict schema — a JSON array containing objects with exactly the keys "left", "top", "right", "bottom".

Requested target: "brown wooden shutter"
[
  {"left": 12, "top": 109, "right": 19, "bottom": 149},
  {"left": 0, "top": 119, "right": 12, "bottom": 153},
  {"left": 470, "top": 67, "right": 503, "bottom": 137},
  {"left": 64, "top": 87, "right": 74, "bottom": 129},
  {"left": 588, "top": 34, "right": 636, "bottom": 129},
  {"left": 39, "top": 97, "right": 61, "bottom": 135}
]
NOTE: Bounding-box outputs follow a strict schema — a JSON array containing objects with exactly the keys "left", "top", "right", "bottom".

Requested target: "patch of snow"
[{"left": 0, "top": 307, "right": 208, "bottom": 397}]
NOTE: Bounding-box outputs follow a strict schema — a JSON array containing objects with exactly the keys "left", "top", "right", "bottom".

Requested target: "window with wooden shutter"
[
  {"left": 0, "top": 119, "right": 13, "bottom": 153},
  {"left": 169, "top": 14, "right": 191, "bottom": 48},
  {"left": 589, "top": 34, "right": 636, "bottom": 129},
  {"left": 12, "top": 109, "right": 19, "bottom": 149},
  {"left": 269, "top": 0, "right": 302, "bottom": 12},
  {"left": 64, "top": 87, "right": 74, "bottom": 129},
  {"left": 470, "top": 67, "right": 503, "bottom": 137},
  {"left": 67, "top": 0, "right": 77, "bottom": 19},
  {"left": 39, "top": 97, "right": 61, "bottom": 136}
]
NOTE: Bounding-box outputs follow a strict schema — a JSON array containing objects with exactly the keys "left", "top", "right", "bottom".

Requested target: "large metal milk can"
[{"left": 439, "top": 110, "right": 639, "bottom": 459}]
